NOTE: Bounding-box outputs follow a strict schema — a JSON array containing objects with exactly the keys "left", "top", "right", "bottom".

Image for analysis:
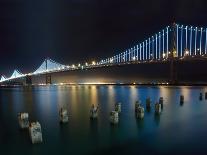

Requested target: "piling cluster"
[
  {"left": 17, "top": 91, "right": 207, "bottom": 144},
  {"left": 18, "top": 112, "right": 43, "bottom": 144}
]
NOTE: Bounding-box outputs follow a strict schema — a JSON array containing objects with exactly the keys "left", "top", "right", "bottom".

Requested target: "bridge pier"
[
  {"left": 170, "top": 59, "right": 178, "bottom": 84},
  {"left": 46, "top": 74, "right": 52, "bottom": 85},
  {"left": 169, "top": 23, "right": 178, "bottom": 85},
  {"left": 25, "top": 75, "right": 32, "bottom": 85}
]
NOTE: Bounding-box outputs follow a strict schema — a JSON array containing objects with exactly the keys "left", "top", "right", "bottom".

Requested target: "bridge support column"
[
  {"left": 170, "top": 59, "right": 178, "bottom": 84},
  {"left": 169, "top": 23, "right": 178, "bottom": 85},
  {"left": 25, "top": 75, "right": 32, "bottom": 85},
  {"left": 46, "top": 74, "right": 52, "bottom": 85}
]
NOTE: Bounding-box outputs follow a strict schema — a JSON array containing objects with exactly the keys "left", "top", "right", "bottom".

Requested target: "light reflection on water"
[{"left": 1, "top": 85, "right": 207, "bottom": 155}]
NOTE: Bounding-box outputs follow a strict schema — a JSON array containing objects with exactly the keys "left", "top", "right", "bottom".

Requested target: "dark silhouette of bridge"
[{"left": 1, "top": 23, "right": 207, "bottom": 85}]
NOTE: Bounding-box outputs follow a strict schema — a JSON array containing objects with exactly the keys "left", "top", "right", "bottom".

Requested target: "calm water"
[{"left": 1, "top": 85, "right": 207, "bottom": 155}]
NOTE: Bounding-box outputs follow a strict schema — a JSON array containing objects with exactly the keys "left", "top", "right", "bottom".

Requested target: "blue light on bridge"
[
  {"left": 195, "top": 27, "right": 198, "bottom": 55},
  {"left": 185, "top": 26, "right": 188, "bottom": 50},
  {"left": 181, "top": 25, "right": 183, "bottom": 57},
  {"left": 206, "top": 28, "right": 207, "bottom": 54},
  {"left": 200, "top": 28, "right": 203, "bottom": 55},
  {"left": 162, "top": 30, "right": 165, "bottom": 59},
  {"left": 176, "top": 24, "right": 179, "bottom": 57},
  {"left": 190, "top": 26, "right": 193, "bottom": 55},
  {"left": 166, "top": 26, "right": 169, "bottom": 57},
  {"left": 156, "top": 34, "right": 158, "bottom": 59},
  {"left": 1, "top": 23, "right": 207, "bottom": 83}
]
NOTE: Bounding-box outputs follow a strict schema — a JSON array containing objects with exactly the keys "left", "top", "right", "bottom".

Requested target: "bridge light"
[
  {"left": 162, "top": 53, "right": 166, "bottom": 58},
  {"left": 185, "top": 50, "right": 189, "bottom": 56},
  {"left": 92, "top": 61, "right": 96, "bottom": 65},
  {"left": 132, "top": 56, "right": 136, "bottom": 61}
]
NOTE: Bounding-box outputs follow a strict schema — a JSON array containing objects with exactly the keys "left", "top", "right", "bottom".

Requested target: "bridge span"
[{"left": 1, "top": 23, "right": 207, "bottom": 85}]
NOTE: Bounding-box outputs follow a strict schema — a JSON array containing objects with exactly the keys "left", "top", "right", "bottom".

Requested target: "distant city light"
[
  {"left": 92, "top": 61, "right": 96, "bottom": 65},
  {"left": 162, "top": 53, "right": 166, "bottom": 58},
  {"left": 185, "top": 50, "right": 189, "bottom": 56}
]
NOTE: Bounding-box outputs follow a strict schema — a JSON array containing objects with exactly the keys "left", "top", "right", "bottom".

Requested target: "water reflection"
[
  {"left": 1, "top": 85, "right": 207, "bottom": 155},
  {"left": 136, "top": 119, "right": 144, "bottom": 130},
  {"left": 154, "top": 114, "right": 161, "bottom": 126},
  {"left": 107, "top": 85, "right": 116, "bottom": 111},
  {"left": 90, "top": 85, "right": 98, "bottom": 106}
]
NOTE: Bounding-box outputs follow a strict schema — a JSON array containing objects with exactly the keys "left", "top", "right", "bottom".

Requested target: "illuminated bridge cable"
[
  {"left": 140, "top": 43, "right": 142, "bottom": 61},
  {"left": 145, "top": 40, "right": 147, "bottom": 60},
  {"left": 33, "top": 58, "right": 66, "bottom": 74},
  {"left": 163, "top": 30, "right": 164, "bottom": 58},
  {"left": 0, "top": 75, "right": 6, "bottom": 82},
  {"left": 186, "top": 26, "right": 188, "bottom": 50},
  {"left": 190, "top": 26, "right": 193, "bottom": 55},
  {"left": 167, "top": 26, "right": 169, "bottom": 57},
  {"left": 195, "top": 27, "right": 197, "bottom": 55},
  {"left": 159, "top": 32, "right": 161, "bottom": 59},
  {"left": 200, "top": 28, "right": 203, "bottom": 55},
  {"left": 149, "top": 38, "right": 151, "bottom": 60},
  {"left": 181, "top": 25, "right": 183, "bottom": 57},
  {"left": 156, "top": 34, "right": 158, "bottom": 59},
  {"left": 152, "top": 36, "right": 154, "bottom": 59},
  {"left": 176, "top": 24, "right": 179, "bottom": 57},
  {"left": 10, "top": 70, "right": 23, "bottom": 79},
  {"left": 134, "top": 46, "right": 136, "bottom": 60},
  {"left": 205, "top": 28, "right": 207, "bottom": 54},
  {"left": 143, "top": 42, "right": 145, "bottom": 60}
]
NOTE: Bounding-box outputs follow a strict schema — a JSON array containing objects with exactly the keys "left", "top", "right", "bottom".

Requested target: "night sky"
[{"left": 0, "top": 0, "right": 207, "bottom": 76}]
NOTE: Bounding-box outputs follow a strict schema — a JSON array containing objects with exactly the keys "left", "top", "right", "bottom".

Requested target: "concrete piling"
[
  {"left": 59, "top": 108, "right": 69, "bottom": 123},
  {"left": 18, "top": 113, "right": 29, "bottom": 129},
  {"left": 110, "top": 111, "right": 119, "bottom": 124},
  {"left": 29, "top": 122, "right": 43, "bottom": 144},
  {"left": 90, "top": 104, "right": 98, "bottom": 119}
]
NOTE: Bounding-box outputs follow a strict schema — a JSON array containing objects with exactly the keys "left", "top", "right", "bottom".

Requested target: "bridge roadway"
[
  {"left": 1, "top": 23, "right": 207, "bottom": 85},
  {"left": 1, "top": 55, "right": 207, "bottom": 86}
]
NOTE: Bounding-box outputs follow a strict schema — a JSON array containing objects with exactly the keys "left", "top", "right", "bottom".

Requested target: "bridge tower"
[
  {"left": 169, "top": 23, "right": 178, "bottom": 84},
  {"left": 45, "top": 58, "right": 52, "bottom": 85}
]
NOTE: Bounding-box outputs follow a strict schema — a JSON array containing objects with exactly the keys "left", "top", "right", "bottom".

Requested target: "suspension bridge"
[{"left": 1, "top": 23, "right": 207, "bottom": 85}]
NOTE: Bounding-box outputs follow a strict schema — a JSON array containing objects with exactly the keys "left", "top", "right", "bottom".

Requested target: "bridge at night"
[{"left": 1, "top": 23, "right": 207, "bottom": 85}]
